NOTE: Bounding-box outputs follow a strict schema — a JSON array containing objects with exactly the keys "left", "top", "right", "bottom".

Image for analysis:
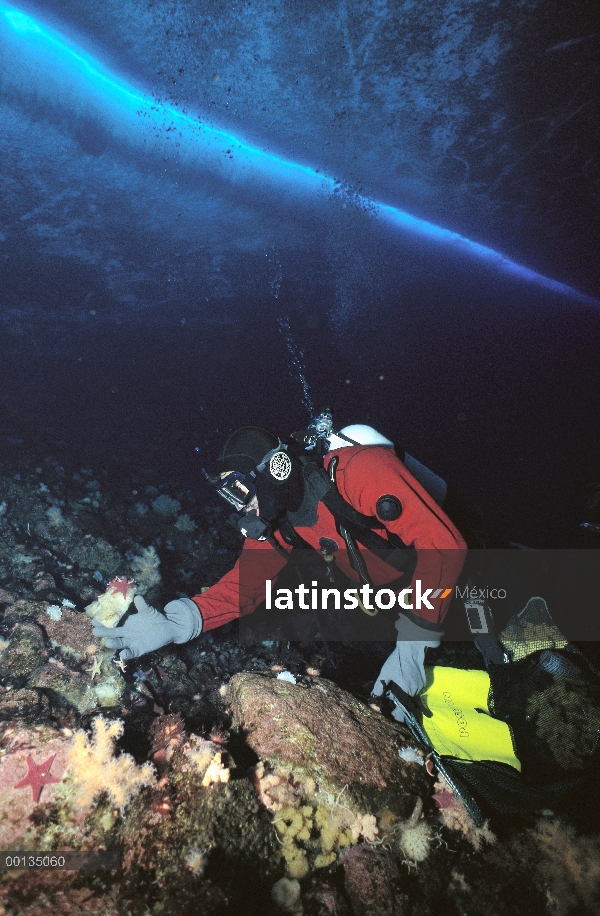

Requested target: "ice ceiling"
[{"left": 1, "top": 0, "right": 599, "bottom": 329}]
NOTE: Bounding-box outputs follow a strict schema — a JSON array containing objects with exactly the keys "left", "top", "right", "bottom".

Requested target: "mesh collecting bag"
[{"left": 427, "top": 598, "right": 600, "bottom": 813}]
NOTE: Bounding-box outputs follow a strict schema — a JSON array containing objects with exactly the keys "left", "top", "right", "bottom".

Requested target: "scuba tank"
[{"left": 294, "top": 408, "right": 448, "bottom": 507}]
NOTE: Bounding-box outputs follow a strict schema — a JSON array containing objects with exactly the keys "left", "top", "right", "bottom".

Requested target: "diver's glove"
[
  {"left": 371, "top": 614, "right": 442, "bottom": 722},
  {"left": 92, "top": 595, "right": 202, "bottom": 661}
]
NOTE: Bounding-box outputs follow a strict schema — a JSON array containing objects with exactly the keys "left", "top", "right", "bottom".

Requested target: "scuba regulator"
[{"left": 291, "top": 407, "right": 361, "bottom": 453}]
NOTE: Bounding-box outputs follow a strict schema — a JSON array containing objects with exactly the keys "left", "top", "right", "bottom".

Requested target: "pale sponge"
[
  {"left": 85, "top": 577, "right": 136, "bottom": 628},
  {"left": 271, "top": 877, "right": 301, "bottom": 913},
  {"left": 67, "top": 717, "right": 156, "bottom": 810}
]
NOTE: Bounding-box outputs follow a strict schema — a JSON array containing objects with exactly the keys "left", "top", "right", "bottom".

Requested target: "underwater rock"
[
  {"left": 28, "top": 648, "right": 125, "bottom": 714},
  {"left": 65, "top": 535, "right": 122, "bottom": 577},
  {"left": 229, "top": 672, "right": 430, "bottom": 880},
  {"left": 0, "top": 876, "right": 120, "bottom": 915},
  {"left": 0, "top": 721, "right": 75, "bottom": 848},
  {"left": 0, "top": 687, "right": 50, "bottom": 721},
  {"left": 0, "top": 620, "right": 45, "bottom": 679},
  {"left": 42, "top": 604, "right": 98, "bottom": 663},
  {"left": 0, "top": 717, "right": 153, "bottom": 915},
  {"left": 34, "top": 572, "right": 57, "bottom": 593},
  {"left": 229, "top": 672, "right": 428, "bottom": 803},
  {"left": 145, "top": 651, "right": 199, "bottom": 702},
  {"left": 340, "top": 845, "right": 404, "bottom": 916},
  {"left": 28, "top": 662, "right": 97, "bottom": 715},
  {"left": 0, "top": 715, "right": 156, "bottom": 844},
  {"left": 301, "top": 882, "right": 351, "bottom": 915},
  {"left": 119, "top": 736, "right": 279, "bottom": 915},
  {"left": 1, "top": 593, "right": 126, "bottom": 716},
  {"left": 2, "top": 598, "right": 50, "bottom": 626}
]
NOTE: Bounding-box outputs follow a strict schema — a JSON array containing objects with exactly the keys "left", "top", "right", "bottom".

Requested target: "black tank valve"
[{"left": 376, "top": 495, "right": 402, "bottom": 521}]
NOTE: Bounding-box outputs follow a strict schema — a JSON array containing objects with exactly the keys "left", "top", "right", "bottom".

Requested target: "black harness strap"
[
  {"left": 286, "top": 460, "right": 417, "bottom": 579},
  {"left": 278, "top": 515, "right": 312, "bottom": 550},
  {"left": 307, "top": 461, "right": 416, "bottom": 576}
]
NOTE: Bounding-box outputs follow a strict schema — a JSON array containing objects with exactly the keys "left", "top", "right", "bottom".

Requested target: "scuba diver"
[
  {"left": 92, "top": 410, "right": 467, "bottom": 712},
  {"left": 93, "top": 410, "right": 600, "bottom": 817}
]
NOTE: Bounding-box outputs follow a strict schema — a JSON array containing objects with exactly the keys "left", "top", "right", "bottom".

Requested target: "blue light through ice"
[{"left": 1, "top": 2, "right": 597, "bottom": 307}]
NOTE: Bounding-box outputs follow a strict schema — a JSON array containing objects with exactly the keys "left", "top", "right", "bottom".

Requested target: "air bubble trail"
[{"left": 277, "top": 317, "right": 314, "bottom": 416}]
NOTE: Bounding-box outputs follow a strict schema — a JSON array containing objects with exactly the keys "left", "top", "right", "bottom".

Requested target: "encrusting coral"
[
  {"left": 66, "top": 716, "right": 156, "bottom": 810},
  {"left": 433, "top": 772, "right": 496, "bottom": 850}
]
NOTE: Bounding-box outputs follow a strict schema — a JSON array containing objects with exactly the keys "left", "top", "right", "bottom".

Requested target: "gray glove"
[
  {"left": 372, "top": 614, "right": 442, "bottom": 722},
  {"left": 92, "top": 595, "right": 202, "bottom": 661}
]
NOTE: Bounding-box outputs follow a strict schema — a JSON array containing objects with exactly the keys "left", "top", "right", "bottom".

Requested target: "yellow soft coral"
[
  {"left": 313, "top": 852, "right": 336, "bottom": 869},
  {"left": 256, "top": 762, "right": 380, "bottom": 878},
  {"left": 315, "top": 802, "right": 377, "bottom": 854},
  {"left": 273, "top": 804, "right": 315, "bottom": 878},
  {"left": 67, "top": 717, "right": 155, "bottom": 810},
  {"left": 281, "top": 836, "right": 309, "bottom": 879},
  {"left": 275, "top": 804, "right": 314, "bottom": 841}
]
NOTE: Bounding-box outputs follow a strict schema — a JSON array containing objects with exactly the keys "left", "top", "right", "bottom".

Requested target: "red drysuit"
[{"left": 191, "top": 445, "right": 467, "bottom": 632}]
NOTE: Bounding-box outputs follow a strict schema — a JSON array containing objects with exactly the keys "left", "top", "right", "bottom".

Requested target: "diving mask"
[{"left": 214, "top": 471, "right": 257, "bottom": 510}]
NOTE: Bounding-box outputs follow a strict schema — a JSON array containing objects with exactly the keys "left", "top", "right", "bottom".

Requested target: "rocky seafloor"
[{"left": 0, "top": 427, "right": 599, "bottom": 916}]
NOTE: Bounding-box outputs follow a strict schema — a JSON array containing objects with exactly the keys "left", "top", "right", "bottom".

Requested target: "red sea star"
[
  {"left": 107, "top": 577, "right": 134, "bottom": 598},
  {"left": 14, "top": 754, "right": 61, "bottom": 802}
]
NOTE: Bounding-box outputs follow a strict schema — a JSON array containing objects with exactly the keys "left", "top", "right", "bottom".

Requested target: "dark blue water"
[{"left": 2, "top": 237, "right": 599, "bottom": 550}]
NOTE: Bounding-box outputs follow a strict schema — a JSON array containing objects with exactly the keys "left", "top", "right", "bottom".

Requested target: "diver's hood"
[
  {"left": 254, "top": 454, "right": 304, "bottom": 522},
  {"left": 217, "top": 426, "right": 280, "bottom": 475}
]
